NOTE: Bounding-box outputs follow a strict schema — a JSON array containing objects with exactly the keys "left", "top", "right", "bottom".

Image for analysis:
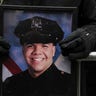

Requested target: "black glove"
[
  {"left": 0, "top": 36, "right": 10, "bottom": 62},
  {"left": 59, "top": 26, "right": 96, "bottom": 60}
]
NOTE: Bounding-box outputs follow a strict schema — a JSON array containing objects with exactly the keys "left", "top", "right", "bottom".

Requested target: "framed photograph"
[{"left": 0, "top": 5, "right": 78, "bottom": 96}]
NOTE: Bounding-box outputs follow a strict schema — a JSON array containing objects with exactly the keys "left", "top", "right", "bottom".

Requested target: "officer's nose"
[{"left": 32, "top": 45, "right": 42, "bottom": 55}]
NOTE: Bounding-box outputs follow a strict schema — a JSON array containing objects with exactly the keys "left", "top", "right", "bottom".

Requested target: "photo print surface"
[{"left": 1, "top": 6, "right": 76, "bottom": 81}]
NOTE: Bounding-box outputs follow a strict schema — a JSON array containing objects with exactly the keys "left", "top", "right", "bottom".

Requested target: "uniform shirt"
[{"left": 3, "top": 64, "right": 77, "bottom": 96}]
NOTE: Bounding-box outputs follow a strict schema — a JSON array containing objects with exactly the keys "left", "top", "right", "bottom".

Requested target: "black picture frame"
[
  {"left": 0, "top": 5, "right": 78, "bottom": 96},
  {"left": 77, "top": 56, "right": 96, "bottom": 96}
]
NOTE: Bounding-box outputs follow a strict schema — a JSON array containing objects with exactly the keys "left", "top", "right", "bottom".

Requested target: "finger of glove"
[
  {"left": 61, "top": 44, "right": 84, "bottom": 57},
  {"left": 59, "top": 30, "right": 82, "bottom": 44},
  {"left": 0, "top": 41, "right": 10, "bottom": 49},
  {"left": 0, "top": 46, "right": 9, "bottom": 53},
  {"left": 69, "top": 51, "right": 89, "bottom": 60},
  {"left": 68, "top": 38, "right": 91, "bottom": 60},
  {"left": 68, "top": 34, "right": 94, "bottom": 60},
  {"left": 68, "top": 44, "right": 85, "bottom": 53},
  {"left": 60, "top": 42, "right": 84, "bottom": 57},
  {"left": 60, "top": 37, "right": 82, "bottom": 49}
]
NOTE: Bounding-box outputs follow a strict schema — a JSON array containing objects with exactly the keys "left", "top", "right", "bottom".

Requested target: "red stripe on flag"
[{"left": 3, "top": 57, "right": 22, "bottom": 74}]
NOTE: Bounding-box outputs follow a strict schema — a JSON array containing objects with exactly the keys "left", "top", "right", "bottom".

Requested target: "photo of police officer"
[
  {"left": 3, "top": 16, "right": 77, "bottom": 96},
  {"left": 2, "top": 10, "right": 73, "bottom": 81}
]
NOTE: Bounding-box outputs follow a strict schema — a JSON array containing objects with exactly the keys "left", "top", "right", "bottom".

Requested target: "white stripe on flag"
[
  {"left": 55, "top": 54, "right": 71, "bottom": 74},
  {"left": 2, "top": 64, "right": 13, "bottom": 82}
]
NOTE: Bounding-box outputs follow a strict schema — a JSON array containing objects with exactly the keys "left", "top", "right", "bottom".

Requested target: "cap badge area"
[{"left": 31, "top": 18, "right": 42, "bottom": 29}]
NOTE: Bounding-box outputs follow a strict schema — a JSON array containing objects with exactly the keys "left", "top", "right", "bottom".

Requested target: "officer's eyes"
[
  {"left": 24, "top": 44, "right": 34, "bottom": 48},
  {"left": 24, "top": 44, "right": 49, "bottom": 49},
  {"left": 42, "top": 44, "right": 49, "bottom": 48}
]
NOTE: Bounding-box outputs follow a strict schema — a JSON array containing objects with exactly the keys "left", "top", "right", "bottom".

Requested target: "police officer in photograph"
[{"left": 3, "top": 16, "right": 77, "bottom": 96}]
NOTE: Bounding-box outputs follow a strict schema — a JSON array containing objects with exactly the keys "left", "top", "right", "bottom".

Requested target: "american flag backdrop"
[{"left": 2, "top": 10, "right": 72, "bottom": 81}]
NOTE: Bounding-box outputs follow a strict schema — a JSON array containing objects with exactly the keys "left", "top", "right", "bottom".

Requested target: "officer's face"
[{"left": 23, "top": 43, "right": 55, "bottom": 77}]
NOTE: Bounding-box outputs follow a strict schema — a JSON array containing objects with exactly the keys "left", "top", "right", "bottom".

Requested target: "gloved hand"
[
  {"left": 59, "top": 27, "right": 96, "bottom": 60},
  {"left": 0, "top": 36, "right": 10, "bottom": 62}
]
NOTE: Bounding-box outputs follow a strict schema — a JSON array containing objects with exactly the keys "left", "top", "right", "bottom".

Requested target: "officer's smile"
[{"left": 30, "top": 57, "right": 45, "bottom": 64}]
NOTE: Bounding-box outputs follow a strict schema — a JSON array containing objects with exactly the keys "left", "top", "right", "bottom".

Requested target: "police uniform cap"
[{"left": 14, "top": 16, "right": 64, "bottom": 45}]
